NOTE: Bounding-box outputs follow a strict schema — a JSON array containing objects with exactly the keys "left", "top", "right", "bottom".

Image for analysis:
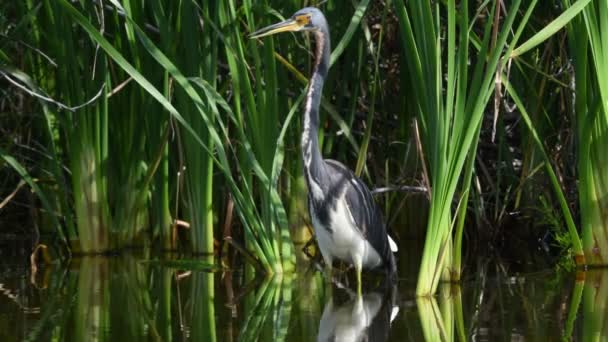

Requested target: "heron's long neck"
[{"left": 302, "top": 29, "right": 330, "bottom": 186}]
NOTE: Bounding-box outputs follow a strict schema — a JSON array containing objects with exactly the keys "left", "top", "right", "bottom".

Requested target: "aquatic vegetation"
[
  {"left": 2, "top": 254, "right": 597, "bottom": 341},
  {"left": 4, "top": 0, "right": 608, "bottom": 301},
  {"left": 564, "top": 0, "right": 608, "bottom": 265},
  {"left": 393, "top": 0, "right": 539, "bottom": 295}
]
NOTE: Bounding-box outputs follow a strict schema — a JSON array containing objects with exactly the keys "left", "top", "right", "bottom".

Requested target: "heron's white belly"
[
  {"left": 318, "top": 294, "right": 383, "bottom": 342},
  {"left": 311, "top": 199, "right": 382, "bottom": 269}
]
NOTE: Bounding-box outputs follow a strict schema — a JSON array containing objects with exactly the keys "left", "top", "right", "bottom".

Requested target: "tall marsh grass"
[
  {"left": 565, "top": 0, "right": 608, "bottom": 265},
  {"left": 393, "top": 0, "right": 539, "bottom": 295},
  {"left": 1, "top": 0, "right": 377, "bottom": 273},
  {"left": 3, "top": 0, "right": 608, "bottom": 292}
]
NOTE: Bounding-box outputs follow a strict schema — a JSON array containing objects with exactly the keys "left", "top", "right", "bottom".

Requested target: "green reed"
[
  {"left": 55, "top": 0, "right": 305, "bottom": 272},
  {"left": 509, "top": 0, "right": 608, "bottom": 265},
  {"left": 150, "top": 1, "right": 218, "bottom": 254},
  {"left": 32, "top": 1, "right": 112, "bottom": 253},
  {"left": 393, "top": 0, "right": 536, "bottom": 295},
  {"left": 564, "top": 0, "right": 608, "bottom": 265},
  {"left": 3, "top": 0, "right": 400, "bottom": 272},
  {"left": 505, "top": 0, "right": 596, "bottom": 264},
  {"left": 1, "top": 0, "right": 175, "bottom": 253},
  {"left": 6, "top": 0, "right": 608, "bottom": 291}
]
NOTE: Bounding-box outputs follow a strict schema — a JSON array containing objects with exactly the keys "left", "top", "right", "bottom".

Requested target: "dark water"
[{"left": 0, "top": 249, "right": 606, "bottom": 341}]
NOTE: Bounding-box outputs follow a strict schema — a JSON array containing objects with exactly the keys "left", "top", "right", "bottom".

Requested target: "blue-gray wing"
[{"left": 325, "top": 160, "right": 393, "bottom": 266}]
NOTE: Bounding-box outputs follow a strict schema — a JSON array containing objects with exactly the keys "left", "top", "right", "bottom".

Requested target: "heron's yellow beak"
[{"left": 249, "top": 18, "right": 301, "bottom": 39}]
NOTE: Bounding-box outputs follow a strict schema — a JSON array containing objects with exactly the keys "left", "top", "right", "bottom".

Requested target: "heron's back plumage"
[
  {"left": 321, "top": 160, "right": 396, "bottom": 272},
  {"left": 306, "top": 158, "right": 395, "bottom": 275}
]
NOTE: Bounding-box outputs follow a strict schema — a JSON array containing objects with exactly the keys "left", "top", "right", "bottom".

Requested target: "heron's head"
[{"left": 249, "top": 7, "right": 327, "bottom": 39}]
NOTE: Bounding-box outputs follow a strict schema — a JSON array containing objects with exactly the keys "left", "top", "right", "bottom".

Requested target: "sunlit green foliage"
[
  {"left": 393, "top": 0, "right": 540, "bottom": 295},
  {"left": 0, "top": 0, "right": 386, "bottom": 274},
  {"left": 564, "top": 0, "right": 608, "bottom": 265},
  {"left": 3, "top": 0, "right": 608, "bottom": 297}
]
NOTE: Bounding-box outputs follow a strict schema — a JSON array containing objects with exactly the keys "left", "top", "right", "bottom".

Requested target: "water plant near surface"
[
  {"left": 563, "top": 0, "right": 608, "bottom": 265},
  {"left": 1, "top": 0, "right": 174, "bottom": 253},
  {"left": 501, "top": 0, "right": 608, "bottom": 265},
  {"left": 2, "top": 0, "right": 313, "bottom": 270},
  {"left": 5, "top": 0, "right": 608, "bottom": 304},
  {"left": 393, "top": 0, "right": 540, "bottom": 296},
  {"left": 3, "top": 253, "right": 595, "bottom": 341},
  {"left": 2, "top": 0, "right": 396, "bottom": 278}
]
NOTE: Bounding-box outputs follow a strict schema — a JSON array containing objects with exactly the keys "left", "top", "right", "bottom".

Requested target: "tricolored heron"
[{"left": 250, "top": 7, "right": 397, "bottom": 294}]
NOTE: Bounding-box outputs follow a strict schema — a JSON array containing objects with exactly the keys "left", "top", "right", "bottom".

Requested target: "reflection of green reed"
[
  {"left": 239, "top": 275, "right": 294, "bottom": 342},
  {"left": 564, "top": 271, "right": 584, "bottom": 340},
  {"left": 157, "top": 267, "right": 173, "bottom": 342},
  {"left": 22, "top": 256, "right": 219, "bottom": 341},
  {"left": 48, "top": 256, "right": 158, "bottom": 341},
  {"left": 582, "top": 271, "right": 608, "bottom": 341},
  {"left": 417, "top": 296, "right": 447, "bottom": 341},
  {"left": 190, "top": 256, "right": 216, "bottom": 342},
  {"left": 109, "top": 257, "right": 156, "bottom": 340},
  {"left": 74, "top": 257, "right": 110, "bottom": 341},
  {"left": 294, "top": 269, "right": 324, "bottom": 337},
  {"left": 418, "top": 284, "right": 466, "bottom": 342},
  {"left": 21, "top": 267, "right": 66, "bottom": 341},
  {"left": 563, "top": 270, "right": 608, "bottom": 340},
  {"left": 452, "top": 286, "right": 466, "bottom": 342},
  {"left": 439, "top": 285, "right": 454, "bottom": 341}
]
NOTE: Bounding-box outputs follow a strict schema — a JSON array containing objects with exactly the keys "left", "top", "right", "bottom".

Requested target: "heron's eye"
[{"left": 295, "top": 15, "right": 310, "bottom": 26}]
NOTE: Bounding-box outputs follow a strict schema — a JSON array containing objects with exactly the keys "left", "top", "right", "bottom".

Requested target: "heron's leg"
[
  {"left": 326, "top": 264, "right": 333, "bottom": 282},
  {"left": 319, "top": 250, "right": 333, "bottom": 283},
  {"left": 352, "top": 254, "right": 363, "bottom": 296},
  {"left": 355, "top": 265, "right": 362, "bottom": 296}
]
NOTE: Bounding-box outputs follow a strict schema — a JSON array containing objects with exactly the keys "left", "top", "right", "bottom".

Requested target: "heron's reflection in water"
[{"left": 317, "top": 289, "right": 399, "bottom": 342}]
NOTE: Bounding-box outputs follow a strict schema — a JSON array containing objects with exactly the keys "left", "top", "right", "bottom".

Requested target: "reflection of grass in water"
[
  {"left": 292, "top": 268, "right": 325, "bottom": 339},
  {"left": 417, "top": 295, "right": 448, "bottom": 342},
  {"left": 190, "top": 256, "right": 216, "bottom": 342},
  {"left": 564, "top": 271, "right": 584, "bottom": 340},
  {"left": 110, "top": 257, "right": 158, "bottom": 340},
  {"left": 26, "top": 256, "right": 161, "bottom": 340},
  {"left": 416, "top": 284, "right": 465, "bottom": 342},
  {"left": 75, "top": 257, "right": 109, "bottom": 341},
  {"left": 12, "top": 255, "right": 605, "bottom": 341},
  {"left": 583, "top": 270, "right": 608, "bottom": 340},
  {"left": 22, "top": 265, "right": 72, "bottom": 341},
  {"left": 238, "top": 274, "right": 294, "bottom": 342},
  {"left": 143, "top": 259, "right": 221, "bottom": 272},
  {"left": 156, "top": 266, "right": 173, "bottom": 342}
]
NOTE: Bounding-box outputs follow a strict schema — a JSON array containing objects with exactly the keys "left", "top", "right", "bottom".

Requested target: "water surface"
[{"left": 0, "top": 252, "right": 605, "bottom": 341}]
